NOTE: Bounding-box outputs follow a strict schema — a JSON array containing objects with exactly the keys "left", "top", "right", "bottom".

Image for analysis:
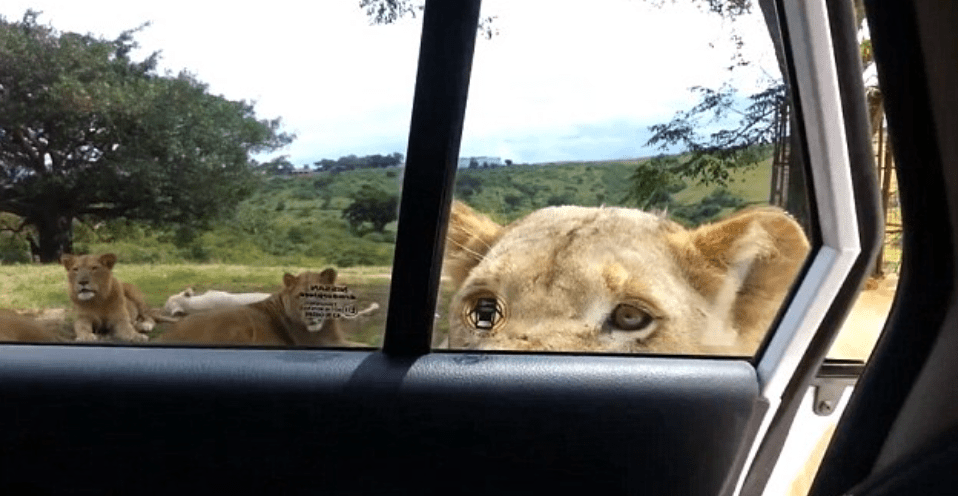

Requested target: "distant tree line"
[{"left": 312, "top": 153, "right": 404, "bottom": 173}]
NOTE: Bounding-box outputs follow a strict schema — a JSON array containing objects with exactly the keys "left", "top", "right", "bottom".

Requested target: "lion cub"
[
  {"left": 444, "top": 201, "right": 810, "bottom": 355},
  {"left": 158, "top": 268, "right": 357, "bottom": 347},
  {"left": 62, "top": 253, "right": 156, "bottom": 343}
]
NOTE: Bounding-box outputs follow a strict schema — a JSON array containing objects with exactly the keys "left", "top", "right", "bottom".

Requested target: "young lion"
[
  {"left": 444, "top": 201, "right": 810, "bottom": 355},
  {"left": 158, "top": 268, "right": 358, "bottom": 347},
  {"left": 62, "top": 253, "right": 156, "bottom": 343}
]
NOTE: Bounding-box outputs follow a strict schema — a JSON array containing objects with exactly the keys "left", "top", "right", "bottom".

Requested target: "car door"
[
  {"left": 806, "top": 2, "right": 958, "bottom": 495},
  {"left": 0, "top": 1, "right": 883, "bottom": 495}
]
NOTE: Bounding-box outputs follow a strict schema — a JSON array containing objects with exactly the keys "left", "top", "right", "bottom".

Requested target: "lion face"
[
  {"left": 444, "top": 202, "right": 810, "bottom": 355},
  {"left": 61, "top": 253, "right": 118, "bottom": 303},
  {"left": 163, "top": 287, "right": 195, "bottom": 316},
  {"left": 279, "top": 269, "right": 341, "bottom": 332}
]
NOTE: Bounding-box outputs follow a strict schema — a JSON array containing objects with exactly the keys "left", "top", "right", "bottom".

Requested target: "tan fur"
[
  {"left": 443, "top": 201, "right": 809, "bottom": 355},
  {"left": 62, "top": 253, "right": 155, "bottom": 343},
  {"left": 159, "top": 269, "right": 357, "bottom": 347},
  {"left": 0, "top": 310, "right": 62, "bottom": 342}
]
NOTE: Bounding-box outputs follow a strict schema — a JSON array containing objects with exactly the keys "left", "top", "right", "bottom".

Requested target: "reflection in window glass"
[
  {"left": 439, "top": 0, "right": 812, "bottom": 356},
  {"left": 0, "top": 2, "right": 419, "bottom": 347}
]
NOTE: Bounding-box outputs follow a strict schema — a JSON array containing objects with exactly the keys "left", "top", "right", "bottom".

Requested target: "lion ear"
[
  {"left": 684, "top": 207, "right": 810, "bottom": 349},
  {"left": 319, "top": 268, "right": 337, "bottom": 283},
  {"left": 99, "top": 253, "right": 117, "bottom": 269},
  {"left": 183, "top": 287, "right": 195, "bottom": 297},
  {"left": 60, "top": 254, "right": 76, "bottom": 270},
  {"left": 444, "top": 201, "right": 503, "bottom": 289},
  {"left": 283, "top": 273, "right": 298, "bottom": 288}
]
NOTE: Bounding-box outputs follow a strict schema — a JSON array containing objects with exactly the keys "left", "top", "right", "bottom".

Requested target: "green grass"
[{"left": 672, "top": 157, "right": 773, "bottom": 206}]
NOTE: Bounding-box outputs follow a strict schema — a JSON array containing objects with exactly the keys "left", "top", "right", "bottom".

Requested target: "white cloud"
[{"left": 2, "top": 0, "right": 780, "bottom": 165}]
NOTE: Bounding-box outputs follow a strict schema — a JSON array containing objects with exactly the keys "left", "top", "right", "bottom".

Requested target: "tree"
[
  {"left": 0, "top": 12, "right": 293, "bottom": 261},
  {"left": 257, "top": 156, "right": 296, "bottom": 175},
  {"left": 342, "top": 185, "right": 398, "bottom": 234},
  {"left": 643, "top": 82, "right": 785, "bottom": 186},
  {"left": 623, "top": 156, "right": 685, "bottom": 209}
]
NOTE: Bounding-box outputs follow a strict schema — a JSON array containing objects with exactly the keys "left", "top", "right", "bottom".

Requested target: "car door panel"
[{"left": 1, "top": 346, "right": 762, "bottom": 494}]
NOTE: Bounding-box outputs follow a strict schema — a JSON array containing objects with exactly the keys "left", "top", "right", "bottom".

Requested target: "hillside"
[
  {"left": 453, "top": 157, "right": 772, "bottom": 225},
  {"left": 1, "top": 156, "right": 773, "bottom": 266}
]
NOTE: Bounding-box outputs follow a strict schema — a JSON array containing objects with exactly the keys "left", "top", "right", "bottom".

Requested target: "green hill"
[
  {"left": 454, "top": 156, "right": 773, "bottom": 225},
  {"left": 2, "top": 155, "right": 773, "bottom": 266}
]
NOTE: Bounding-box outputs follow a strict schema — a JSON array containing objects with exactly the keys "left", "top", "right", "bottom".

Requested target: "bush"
[
  {"left": 0, "top": 234, "right": 30, "bottom": 264},
  {"left": 455, "top": 174, "right": 483, "bottom": 198},
  {"left": 181, "top": 242, "right": 211, "bottom": 263},
  {"left": 546, "top": 193, "right": 575, "bottom": 206},
  {"left": 342, "top": 185, "right": 398, "bottom": 234}
]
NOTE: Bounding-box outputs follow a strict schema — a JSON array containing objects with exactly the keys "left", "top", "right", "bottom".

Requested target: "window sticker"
[{"left": 300, "top": 285, "right": 360, "bottom": 320}]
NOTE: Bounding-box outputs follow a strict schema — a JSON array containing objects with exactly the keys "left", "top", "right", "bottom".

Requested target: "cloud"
[{"left": 3, "top": 0, "right": 780, "bottom": 166}]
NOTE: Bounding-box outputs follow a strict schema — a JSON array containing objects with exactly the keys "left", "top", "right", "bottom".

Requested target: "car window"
[
  {"left": 827, "top": 73, "right": 900, "bottom": 362},
  {"left": 0, "top": 1, "right": 422, "bottom": 347},
  {"left": 437, "top": 0, "right": 814, "bottom": 356}
]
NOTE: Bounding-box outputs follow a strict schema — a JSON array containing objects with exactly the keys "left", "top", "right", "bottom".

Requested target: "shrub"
[{"left": 0, "top": 233, "right": 30, "bottom": 264}]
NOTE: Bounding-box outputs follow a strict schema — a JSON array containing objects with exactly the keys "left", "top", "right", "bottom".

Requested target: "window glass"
[
  {"left": 0, "top": 1, "right": 420, "bottom": 347},
  {"left": 827, "top": 55, "right": 900, "bottom": 362},
  {"left": 439, "top": 0, "right": 814, "bottom": 356}
]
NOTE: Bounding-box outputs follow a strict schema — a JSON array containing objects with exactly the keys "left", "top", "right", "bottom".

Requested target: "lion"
[
  {"left": 443, "top": 200, "right": 810, "bottom": 355},
  {"left": 62, "top": 253, "right": 157, "bottom": 343},
  {"left": 163, "top": 288, "right": 272, "bottom": 317},
  {"left": 158, "top": 268, "right": 360, "bottom": 347},
  {"left": 0, "top": 310, "right": 62, "bottom": 342}
]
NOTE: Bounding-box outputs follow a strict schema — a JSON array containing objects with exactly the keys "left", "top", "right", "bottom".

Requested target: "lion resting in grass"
[
  {"left": 62, "top": 253, "right": 156, "bottom": 343},
  {"left": 158, "top": 268, "right": 358, "bottom": 347},
  {"left": 0, "top": 310, "right": 62, "bottom": 342},
  {"left": 444, "top": 201, "right": 809, "bottom": 355},
  {"left": 163, "top": 288, "right": 272, "bottom": 317}
]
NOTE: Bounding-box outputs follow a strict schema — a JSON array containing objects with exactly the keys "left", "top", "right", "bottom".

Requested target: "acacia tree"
[
  {"left": 0, "top": 12, "right": 293, "bottom": 262},
  {"left": 635, "top": 1, "right": 787, "bottom": 188}
]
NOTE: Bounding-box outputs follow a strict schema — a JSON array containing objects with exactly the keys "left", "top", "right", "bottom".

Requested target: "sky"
[{"left": 0, "top": 0, "right": 780, "bottom": 166}]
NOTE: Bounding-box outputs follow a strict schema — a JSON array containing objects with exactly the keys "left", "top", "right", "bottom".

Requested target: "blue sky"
[{"left": 1, "top": 0, "right": 779, "bottom": 165}]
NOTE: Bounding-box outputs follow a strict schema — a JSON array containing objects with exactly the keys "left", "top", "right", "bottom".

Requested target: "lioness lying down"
[
  {"left": 62, "top": 253, "right": 157, "bottom": 343},
  {"left": 0, "top": 310, "right": 62, "bottom": 343},
  {"left": 159, "top": 268, "right": 357, "bottom": 347},
  {"left": 163, "top": 288, "right": 272, "bottom": 316},
  {"left": 444, "top": 201, "right": 809, "bottom": 355}
]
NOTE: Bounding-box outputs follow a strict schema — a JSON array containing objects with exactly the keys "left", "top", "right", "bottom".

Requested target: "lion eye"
[
  {"left": 610, "top": 304, "right": 653, "bottom": 332},
  {"left": 468, "top": 297, "right": 503, "bottom": 332}
]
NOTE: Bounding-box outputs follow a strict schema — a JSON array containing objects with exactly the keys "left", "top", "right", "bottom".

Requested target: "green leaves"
[
  {"left": 0, "top": 12, "right": 292, "bottom": 260},
  {"left": 341, "top": 185, "right": 399, "bottom": 234},
  {"left": 644, "top": 82, "right": 784, "bottom": 188},
  {"left": 622, "top": 156, "right": 683, "bottom": 210}
]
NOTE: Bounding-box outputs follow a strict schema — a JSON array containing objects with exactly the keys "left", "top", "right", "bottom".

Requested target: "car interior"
[{"left": 0, "top": 1, "right": 955, "bottom": 495}]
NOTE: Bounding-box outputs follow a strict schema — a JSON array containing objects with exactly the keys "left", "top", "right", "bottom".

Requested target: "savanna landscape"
[
  {"left": 1, "top": 154, "right": 799, "bottom": 346},
  {"left": 0, "top": 7, "right": 900, "bottom": 351}
]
